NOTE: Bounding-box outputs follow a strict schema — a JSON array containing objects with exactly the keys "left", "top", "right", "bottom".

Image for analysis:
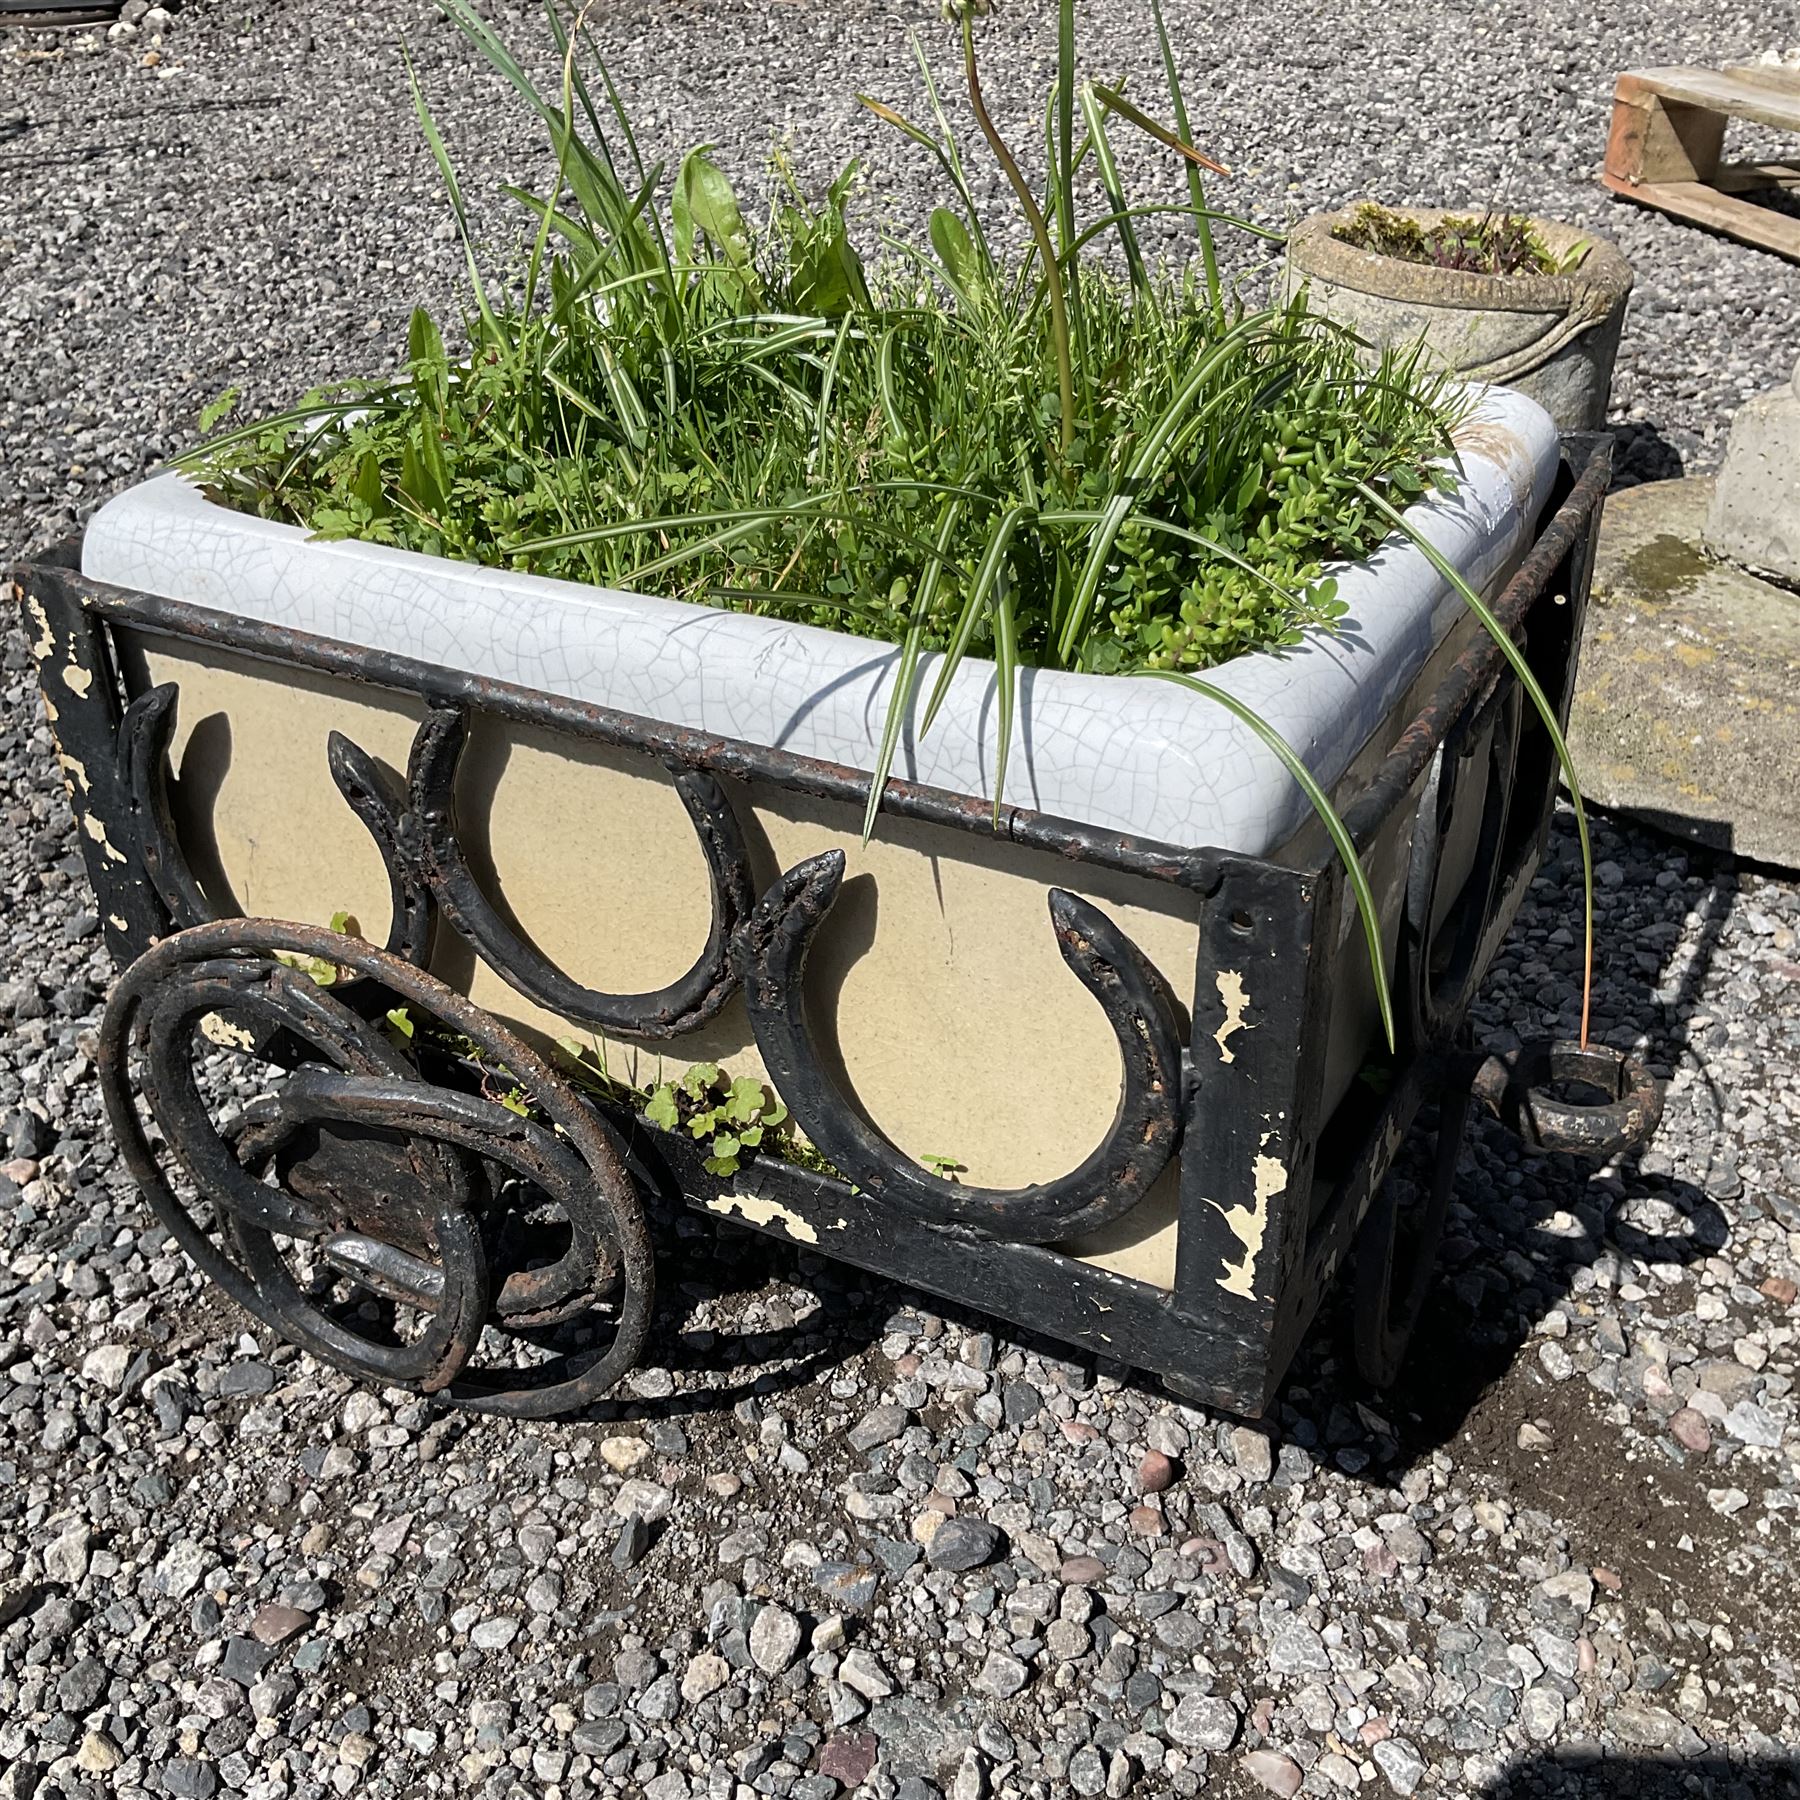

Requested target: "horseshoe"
[
  {"left": 734, "top": 850, "right": 1188, "bottom": 1243},
  {"left": 404, "top": 705, "right": 755, "bottom": 1039}
]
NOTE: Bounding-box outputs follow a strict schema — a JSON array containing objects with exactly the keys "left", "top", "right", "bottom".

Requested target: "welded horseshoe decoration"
[
  {"left": 117, "top": 684, "right": 212, "bottom": 932},
  {"left": 325, "top": 731, "right": 436, "bottom": 968},
  {"left": 403, "top": 706, "right": 757, "bottom": 1039},
  {"left": 736, "top": 850, "right": 1188, "bottom": 1244},
  {"left": 119, "top": 683, "right": 436, "bottom": 969},
  {"left": 96, "top": 919, "right": 655, "bottom": 1416}
]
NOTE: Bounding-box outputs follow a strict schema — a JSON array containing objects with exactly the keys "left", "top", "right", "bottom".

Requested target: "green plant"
[
  {"left": 273, "top": 909, "right": 364, "bottom": 985},
  {"left": 180, "top": 0, "right": 1597, "bottom": 1051},
  {"left": 1334, "top": 202, "right": 1589, "bottom": 277},
  {"left": 643, "top": 1062, "right": 790, "bottom": 1178},
  {"left": 553, "top": 1036, "right": 815, "bottom": 1178}
]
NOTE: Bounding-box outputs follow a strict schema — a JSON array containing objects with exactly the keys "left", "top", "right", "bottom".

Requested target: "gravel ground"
[{"left": 5, "top": 4, "right": 1800, "bottom": 1800}]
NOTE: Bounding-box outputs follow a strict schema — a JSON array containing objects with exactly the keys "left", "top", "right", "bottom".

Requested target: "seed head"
[{"left": 940, "top": 0, "right": 994, "bottom": 20}]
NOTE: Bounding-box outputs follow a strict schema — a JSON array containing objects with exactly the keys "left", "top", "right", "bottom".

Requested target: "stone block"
[
  {"left": 1569, "top": 476, "right": 1800, "bottom": 870},
  {"left": 1703, "top": 363, "right": 1800, "bottom": 587}
]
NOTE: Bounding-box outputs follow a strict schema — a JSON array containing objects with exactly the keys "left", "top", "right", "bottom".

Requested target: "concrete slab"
[
  {"left": 1703, "top": 366, "right": 1800, "bottom": 587},
  {"left": 1568, "top": 475, "right": 1800, "bottom": 868}
]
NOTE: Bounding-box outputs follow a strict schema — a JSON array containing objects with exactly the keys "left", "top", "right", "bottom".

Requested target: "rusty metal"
[
  {"left": 118, "top": 684, "right": 211, "bottom": 930},
  {"left": 401, "top": 705, "right": 755, "bottom": 1038},
  {"left": 1341, "top": 441, "right": 1613, "bottom": 857},
  {"left": 121, "top": 681, "right": 436, "bottom": 975},
  {"left": 20, "top": 433, "right": 1664, "bottom": 1414},
  {"left": 96, "top": 919, "right": 655, "bottom": 1415},
  {"left": 1352, "top": 1079, "right": 1473, "bottom": 1389},
  {"left": 1470, "top": 1038, "right": 1664, "bottom": 1160},
  {"left": 326, "top": 731, "right": 435, "bottom": 968},
  {"left": 736, "top": 850, "right": 1189, "bottom": 1243}
]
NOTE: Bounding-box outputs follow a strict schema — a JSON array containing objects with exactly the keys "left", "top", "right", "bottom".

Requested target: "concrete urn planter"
[{"left": 1284, "top": 205, "right": 1635, "bottom": 432}]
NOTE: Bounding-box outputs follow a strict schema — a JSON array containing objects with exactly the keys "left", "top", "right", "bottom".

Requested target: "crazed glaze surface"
[{"left": 84, "top": 386, "right": 1558, "bottom": 854}]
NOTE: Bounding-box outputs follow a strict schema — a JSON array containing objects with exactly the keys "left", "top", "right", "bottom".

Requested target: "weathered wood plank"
[
  {"left": 1622, "top": 64, "right": 1800, "bottom": 133},
  {"left": 1600, "top": 173, "right": 1800, "bottom": 262},
  {"left": 1605, "top": 67, "right": 1800, "bottom": 263}
]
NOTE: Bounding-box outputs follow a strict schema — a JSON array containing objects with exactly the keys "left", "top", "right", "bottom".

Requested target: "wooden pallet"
[{"left": 1604, "top": 65, "right": 1800, "bottom": 261}]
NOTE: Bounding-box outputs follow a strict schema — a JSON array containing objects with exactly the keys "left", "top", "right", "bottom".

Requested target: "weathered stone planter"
[
  {"left": 16, "top": 390, "right": 1658, "bottom": 1416},
  {"left": 1285, "top": 206, "right": 1634, "bottom": 432}
]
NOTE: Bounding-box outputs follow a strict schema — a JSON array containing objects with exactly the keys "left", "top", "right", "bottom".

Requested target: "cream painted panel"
[
  {"left": 119, "top": 637, "right": 1201, "bottom": 1289},
  {"left": 130, "top": 640, "right": 423, "bottom": 941}
]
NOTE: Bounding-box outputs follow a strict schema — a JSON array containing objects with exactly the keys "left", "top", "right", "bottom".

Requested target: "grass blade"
[
  {"left": 1147, "top": 0, "right": 1221, "bottom": 317},
  {"left": 1088, "top": 83, "right": 1228, "bottom": 175},
  {"left": 405, "top": 42, "right": 500, "bottom": 342},
  {"left": 991, "top": 576, "right": 1019, "bottom": 824},
  {"left": 863, "top": 499, "right": 964, "bottom": 840},
  {"left": 1077, "top": 84, "right": 1147, "bottom": 295},
  {"left": 1141, "top": 668, "right": 1395, "bottom": 1052},
  {"left": 1058, "top": 310, "right": 1275, "bottom": 660},
  {"left": 1354, "top": 480, "right": 1596, "bottom": 1047},
  {"left": 920, "top": 503, "right": 1029, "bottom": 734}
]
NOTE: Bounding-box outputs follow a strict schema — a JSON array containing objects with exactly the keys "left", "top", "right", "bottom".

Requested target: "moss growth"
[
  {"left": 1617, "top": 531, "right": 1714, "bottom": 601},
  {"left": 1335, "top": 203, "right": 1586, "bottom": 278}
]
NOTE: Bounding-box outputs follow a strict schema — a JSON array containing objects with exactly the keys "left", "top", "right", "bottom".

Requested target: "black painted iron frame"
[{"left": 19, "top": 434, "right": 1615, "bottom": 1416}]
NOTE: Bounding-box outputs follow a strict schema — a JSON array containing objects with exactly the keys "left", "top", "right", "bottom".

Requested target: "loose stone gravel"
[{"left": 5, "top": 3, "right": 1800, "bottom": 1799}]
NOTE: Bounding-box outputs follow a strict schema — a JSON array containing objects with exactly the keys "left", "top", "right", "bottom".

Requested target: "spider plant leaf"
[
  {"left": 174, "top": 396, "right": 395, "bottom": 467},
  {"left": 858, "top": 85, "right": 993, "bottom": 273},
  {"left": 1146, "top": 0, "right": 1220, "bottom": 313},
  {"left": 1088, "top": 83, "right": 1229, "bottom": 175},
  {"left": 991, "top": 577, "right": 1020, "bottom": 825},
  {"left": 921, "top": 503, "right": 1029, "bottom": 735},
  {"left": 814, "top": 315, "right": 854, "bottom": 461},
  {"left": 515, "top": 502, "right": 972, "bottom": 587},
  {"left": 544, "top": 0, "right": 612, "bottom": 146},
  {"left": 1077, "top": 84, "right": 1147, "bottom": 295},
  {"left": 597, "top": 343, "right": 649, "bottom": 450},
  {"left": 1068, "top": 202, "right": 1284, "bottom": 258},
  {"left": 404, "top": 43, "right": 500, "bottom": 341},
  {"left": 438, "top": 0, "right": 634, "bottom": 255},
  {"left": 876, "top": 326, "right": 909, "bottom": 442},
  {"left": 908, "top": 33, "right": 994, "bottom": 271},
  {"left": 1355, "top": 480, "right": 1597, "bottom": 1046},
  {"left": 1141, "top": 669, "right": 1396, "bottom": 1054},
  {"left": 1057, "top": 309, "right": 1275, "bottom": 660},
  {"left": 863, "top": 499, "right": 964, "bottom": 842},
  {"left": 505, "top": 184, "right": 602, "bottom": 261}
]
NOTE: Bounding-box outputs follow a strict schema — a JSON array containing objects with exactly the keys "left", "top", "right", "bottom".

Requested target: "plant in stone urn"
[{"left": 1284, "top": 199, "right": 1634, "bottom": 432}]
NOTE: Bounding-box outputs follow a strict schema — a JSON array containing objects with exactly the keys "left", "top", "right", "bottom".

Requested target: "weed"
[{"left": 1335, "top": 202, "right": 1589, "bottom": 277}]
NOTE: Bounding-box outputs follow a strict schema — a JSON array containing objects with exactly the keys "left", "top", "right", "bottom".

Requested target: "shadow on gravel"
[
  {"left": 1607, "top": 421, "right": 1687, "bottom": 490},
  {"left": 605, "top": 1185, "right": 892, "bottom": 1421},
  {"left": 1483, "top": 1753, "right": 1800, "bottom": 1799},
  {"left": 1258, "top": 820, "right": 1744, "bottom": 1483}
]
